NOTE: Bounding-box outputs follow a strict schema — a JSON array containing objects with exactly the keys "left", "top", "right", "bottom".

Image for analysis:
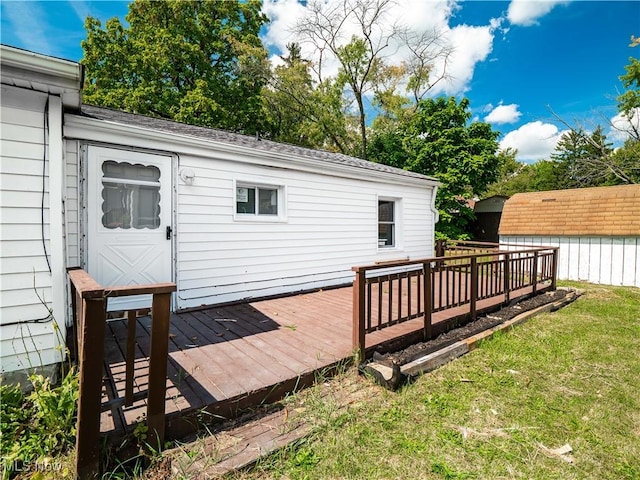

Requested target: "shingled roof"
[
  {"left": 499, "top": 185, "right": 640, "bottom": 237},
  {"left": 80, "top": 105, "right": 438, "bottom": 183}
]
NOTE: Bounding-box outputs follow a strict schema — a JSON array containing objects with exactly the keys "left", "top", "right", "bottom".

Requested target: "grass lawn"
[{"left": 230, "top": 282, "right": 640, "bottom": 480}]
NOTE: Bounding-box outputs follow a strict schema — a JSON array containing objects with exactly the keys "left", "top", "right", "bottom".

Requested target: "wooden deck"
[{"left": 100, "top": 281, "right": 546, "bottom": 441}]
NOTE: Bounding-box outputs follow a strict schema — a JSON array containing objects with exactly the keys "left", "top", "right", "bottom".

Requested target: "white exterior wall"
[
  {"left": 500, "top": 235, "right": 640, "bottom": 288},
  {"left": 64, "top": 113, "right": 437, "bottom": 311},
  {"left": 176, "top": 155, "right": 435, "bottom": 308},
  {"left": 0, "top": 85, "right": 65, "bottom": 375}
]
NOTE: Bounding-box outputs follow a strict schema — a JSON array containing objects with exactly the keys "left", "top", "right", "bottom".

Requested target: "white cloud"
[
  {"left": 507, "top": 0, "right": 569, "bottom": 27},
  {"left": 484, "top": 103, "right": 521, "bottom": 124},
  {"left": 500, "top": 121, "right": 567, "bottom": 162},
  {"left": 609, "top": 108, "right": 640, "bottom": 143},
  {"left": 1, "top": 1, "right": 53, "bottom": 55},
  {"left": 261, "top": 0, "right": 496, "bottom": 96},
  {"left": 68, "top": 0, "right": 91, "bottom": 23}
]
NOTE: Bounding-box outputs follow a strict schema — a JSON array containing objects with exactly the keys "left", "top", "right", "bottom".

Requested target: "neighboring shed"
[
  {"left": 471, "top": 195, "right": 508, "bottom": 243},
  {"left": 499, "top": 185, "right": 640, "bottom": 287},
  {"left": 1, "top": 45, "right": 441, "bottom": 380}
]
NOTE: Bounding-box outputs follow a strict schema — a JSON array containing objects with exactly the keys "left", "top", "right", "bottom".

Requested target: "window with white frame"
[
  {"left": 236, "top": 184, "right": 280, "bottom": 216},
  {"left": 378, "top": 199, "right": 395, "bottom": 247}
]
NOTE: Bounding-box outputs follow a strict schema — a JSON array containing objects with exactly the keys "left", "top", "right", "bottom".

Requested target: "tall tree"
[
  {"left": 369, "top": 97, "right": 501, "bottom": 238},
  {"left": 293, "top": 0, "right": 451, "bottom": 159},
  {"left": 294, "top": 0, "right": 397, "bottom": 159},
  {"left": 262, "top": 43, "right": 358, "bottom": 154},
  {"left": 551, "top": 126, "right": 615, "bottom": 187},
  {"left": 617, "top": 36, "right": 640, "bottom": 140},
  {"left": 81, "top": 0, "right": 269, "bottom": 134}
]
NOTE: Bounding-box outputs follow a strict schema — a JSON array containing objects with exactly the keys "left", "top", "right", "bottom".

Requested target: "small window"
[
  {"left": 236, "top": 186, "right": 279, "bottom": 216},
  {"left": 101, "top": 161, "right": 161, "bottom": 229},
  {"left": 378, "top": 200, "right": 395, "bottom": 247}
]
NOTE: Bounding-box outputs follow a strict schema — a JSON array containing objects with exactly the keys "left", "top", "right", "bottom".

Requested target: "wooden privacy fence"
[
  {"left": 67, "top": 268, "right": 176, "bottom": 480},
  {"left": 352, "top": 241, "right": 558, "bottom": 361}
]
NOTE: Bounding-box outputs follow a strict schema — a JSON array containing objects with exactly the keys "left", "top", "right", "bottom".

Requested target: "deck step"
[{"left": 166, "top": 373, "right": 379, "bottom": 479}]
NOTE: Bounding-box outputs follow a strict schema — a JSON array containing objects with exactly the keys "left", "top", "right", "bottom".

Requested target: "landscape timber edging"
[{"left": 400, "top": 288, "right": 582, "bottom": 378}]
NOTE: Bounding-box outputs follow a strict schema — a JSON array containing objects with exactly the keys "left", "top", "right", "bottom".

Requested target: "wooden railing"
[
  {"left": 67, "top": 268, "right": 176, "bottom": 480},
  {"left": 352, "top": 242, "right": 558, "bottom": 361}
]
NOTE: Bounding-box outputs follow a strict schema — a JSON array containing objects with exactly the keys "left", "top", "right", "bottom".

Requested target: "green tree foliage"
[
  {"left": 617, "top": 36, "right": 640, "bottom": 135},
  {"left": 368, "top": 97, "right": 501, "bottom": 238},
  {"left": 262, "top": 43, "right": 358, "bottom": 154},
  {"left": 81, "top": 0, "right": 269, "bottom": 134},
  {"left": 551, "top": 126, "right": 615, "bottom": 187}
]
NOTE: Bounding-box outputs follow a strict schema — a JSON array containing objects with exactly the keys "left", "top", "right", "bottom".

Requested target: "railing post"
[
  {"left": 423, "top": 262, "right": 433, "bottom": 341},
  {"left": 504, "top": 253, "right": 511, "bottom": 304},
  {"left": 76, "top": 295, "right": 106, "bottom": 480},
  {"left": 470, "top": 256, "right": 478, "bottom": 320},
  {"left": 146, "top": 292, "right": 172, "bottom": 450},
  {"left": 532, "top": 251, "right": 539, "bottom": 294},
  {"left": 352, "top": 268, "right": 366, "bottom": 364},
  {"left": 551, "top": 248, "right": 559, "bottom": 290}
]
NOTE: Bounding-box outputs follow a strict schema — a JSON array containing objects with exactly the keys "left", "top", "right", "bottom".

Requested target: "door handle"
[{"left": 166, "top": 226, "right": 172, "bottom": 240}]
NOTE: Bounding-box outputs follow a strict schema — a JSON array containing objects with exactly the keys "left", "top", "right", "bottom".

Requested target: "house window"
[
  {"left": 101, "top": 161, "right": 161, "bottom": 229},
  {"left": 236, "top": 185, "right": 279, "bottom": 216},
  {"left": 378, "top": 200, "right": 395, "bottom": 247}
]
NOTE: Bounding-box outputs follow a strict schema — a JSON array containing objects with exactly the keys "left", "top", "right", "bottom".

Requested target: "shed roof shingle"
[
  {"left": 80, "top": 105, "right": 438, "bottom": 183},
  {"left": 499, "top": 185, "right": 640, "bottom": 237}
]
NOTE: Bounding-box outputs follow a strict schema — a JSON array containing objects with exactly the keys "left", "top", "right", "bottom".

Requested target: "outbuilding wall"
[{"left": 500, "top": 235, "right": 640, "bottom": 287}]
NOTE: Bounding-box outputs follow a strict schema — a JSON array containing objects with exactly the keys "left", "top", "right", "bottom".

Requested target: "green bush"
[{"left": 0, "top": 368, "right": 78, "bottom": 479}]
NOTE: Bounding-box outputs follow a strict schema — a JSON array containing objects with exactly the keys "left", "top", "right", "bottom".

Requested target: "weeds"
[{"left": 0, "top": 367, "right": 78, "bottom": 479}]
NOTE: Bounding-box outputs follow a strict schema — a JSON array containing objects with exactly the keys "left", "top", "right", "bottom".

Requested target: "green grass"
[{"left": 231, "top": 282, "right": 640, "bottom": 480}]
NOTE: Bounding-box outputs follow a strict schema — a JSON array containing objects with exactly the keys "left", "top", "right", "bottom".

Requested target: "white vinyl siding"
[
  {"left": 175, "top": 156, "right": 434, "bottom": 308},
  {"left": 500, "top": 235, "right": 640, "bottom": 288},
  {"left": 0, "top": 85, "right": 64, "bottom": 375}
]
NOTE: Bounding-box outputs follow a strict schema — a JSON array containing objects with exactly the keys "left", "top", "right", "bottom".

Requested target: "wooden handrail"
[
  {"left": 352, "top": 243, "right": 559, "bottom": 362},
  {"left": 67, "top": 268, "right": 176, "bottom": 479}
]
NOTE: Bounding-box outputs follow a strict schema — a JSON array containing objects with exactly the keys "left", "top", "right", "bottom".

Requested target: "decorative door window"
[{"left": 101, "top": 161, "right": 161, "bottom": 229}]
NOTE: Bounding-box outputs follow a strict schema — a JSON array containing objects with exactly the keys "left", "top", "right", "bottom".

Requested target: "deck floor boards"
[{"left": 100, "top": 281, "right": 547, "bottom": 439}]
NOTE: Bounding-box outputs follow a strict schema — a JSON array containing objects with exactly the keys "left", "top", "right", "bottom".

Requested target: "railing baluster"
[
  {"left": 424, "top": 262, "right": 432, "bottom": 341},
  {"left": 366, "top": 281, "right": 372, "bottom": 332},
  {"left": 377, "top": 278, "right": 383, "bottom": 329},
  {"left": 125, "top": 310, "right": 137, "bottom": 407}
]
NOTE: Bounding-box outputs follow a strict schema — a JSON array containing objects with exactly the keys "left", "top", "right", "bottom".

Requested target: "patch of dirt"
[{"left": 375, "top": 289, "right": 572, "bottom": 366}]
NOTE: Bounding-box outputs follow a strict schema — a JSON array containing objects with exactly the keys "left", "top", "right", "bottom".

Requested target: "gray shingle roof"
[{"left": 80, "top": 104, "right": 438, "bottom": 183}]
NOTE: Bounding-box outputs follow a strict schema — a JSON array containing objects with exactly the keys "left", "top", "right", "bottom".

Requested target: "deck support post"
[
  {"left": 470, "top": 257, "right": 478, "bottom": 320},
  {"left": 75, "top": 295, "right": 106, "bottom": 480},
  {"left": 352, "top": 268, "right": 366, "bottom": 363},
  {"left": 146, "top": 292, "right": 172, "bottom": 450},
  {"left": 423, "top": 262, "right": 433, "bottom": 341}
]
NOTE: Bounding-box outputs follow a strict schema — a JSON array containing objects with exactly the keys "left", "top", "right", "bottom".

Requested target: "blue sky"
[{"left": 1, "top": 0, "right": 638, "bottom": 162}]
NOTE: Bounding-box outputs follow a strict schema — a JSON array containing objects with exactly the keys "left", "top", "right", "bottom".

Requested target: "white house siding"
[
  {"left": 500, "top": 235, "right": 640, "bottom": 288},
  {"left": 176, "top": 155, "right": 434, "bottom": 308},
  {"left": 0, "top": 85, "right": 64, "bottom": 376}
]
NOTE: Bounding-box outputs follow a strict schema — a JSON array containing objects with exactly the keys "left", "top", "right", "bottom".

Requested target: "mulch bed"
[{"left": 374, "top": 289, "right": 571, "bottom": 367}]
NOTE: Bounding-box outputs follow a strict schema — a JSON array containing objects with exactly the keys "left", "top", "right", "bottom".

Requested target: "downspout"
[{"left": 430, "top": 185, "right": 440, "bottom": 224}]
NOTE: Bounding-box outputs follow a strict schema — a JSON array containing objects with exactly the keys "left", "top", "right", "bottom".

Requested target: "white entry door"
[{"left": 87, "top": 146, "right": 173, "bottom": 311}]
